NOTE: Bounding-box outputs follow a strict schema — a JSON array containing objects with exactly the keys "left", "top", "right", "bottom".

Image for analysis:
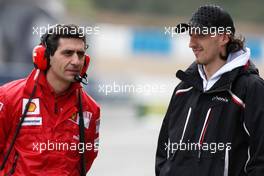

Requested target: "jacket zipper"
[
  {"left": 223, "top": 149, "right": 229, "bottom": 176},
  {"left": 180, "top": 107, "right": 192, "bottom": 142},
  {"left": 198, "top": 108, "right": 212, "bottom": 161},
  {"left": 170, "top": 107, "right": 192, "bottom": 160}
]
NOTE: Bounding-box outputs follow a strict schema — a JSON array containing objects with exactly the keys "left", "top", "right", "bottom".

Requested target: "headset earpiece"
[
  {"left": 32, "top": 45, "right": 48, "bottom": 71},
  {"left": 80, "top": 55, "right": 90, "bottom": 77}
]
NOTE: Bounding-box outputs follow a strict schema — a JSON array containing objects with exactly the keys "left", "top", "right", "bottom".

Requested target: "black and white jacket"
[{"left": 156, "top": 49, "right": 264, "bottom": 176}]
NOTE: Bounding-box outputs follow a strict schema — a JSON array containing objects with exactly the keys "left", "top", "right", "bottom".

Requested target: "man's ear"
[{"left": 219, "top": 34, "right": 230, "bottom": 46}]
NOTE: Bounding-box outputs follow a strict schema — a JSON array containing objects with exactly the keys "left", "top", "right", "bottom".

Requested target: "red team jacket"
[{"left": 0, "top": 69, "right": 100, "bottom": 175}]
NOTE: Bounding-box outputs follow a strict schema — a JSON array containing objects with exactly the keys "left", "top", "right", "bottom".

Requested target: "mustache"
[{"left": 191, "top": 46, "right": 203, "bottom": 50}]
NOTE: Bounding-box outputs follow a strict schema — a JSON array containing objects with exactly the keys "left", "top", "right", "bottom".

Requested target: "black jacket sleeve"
[
  {"left": 155, "top": 87, "right": 177, "bottom": 176},
  {"left": 243, "top": 75, "right": 264, "bottom": 175}
]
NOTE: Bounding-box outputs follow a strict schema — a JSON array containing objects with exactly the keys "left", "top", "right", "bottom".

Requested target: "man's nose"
[
  {"left": 189, "top": 35, "right": 196, "bottom": 48},
  {"left": 71, "top": 53, "right": 81, "bottom": 65}
]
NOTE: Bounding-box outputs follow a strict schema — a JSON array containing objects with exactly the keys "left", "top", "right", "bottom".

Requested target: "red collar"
[{"left": 24, "top": 69, "right": 82, "bottom": 98}]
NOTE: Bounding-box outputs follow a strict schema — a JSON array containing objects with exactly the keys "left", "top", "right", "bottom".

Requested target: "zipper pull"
[
  {"left": 197, "top": 144, "right": 202, "bottom": 162},
  {"left": 169, "top": 150, "right": 178, "bottom": 161},
  {"left": 197, "top": 149, "right": 201, "bottom": 162}
]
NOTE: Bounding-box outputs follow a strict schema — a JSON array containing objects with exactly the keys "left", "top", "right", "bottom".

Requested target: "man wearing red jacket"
[{"left": 0, "top": 24, "right": 100, "bottom": 176}]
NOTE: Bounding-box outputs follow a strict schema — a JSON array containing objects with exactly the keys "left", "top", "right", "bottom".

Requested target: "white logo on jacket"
[
  {"left": 69, "top": 111, "right": 92, "bottom": 129},
  {"left": 212, "top": 96, "right": 229, "bottom": 103},
  {"left": 22, "top": 117, "right": 42, "bottom": 126},
  {"left": 22, "top": 98, "right": 40, "bottom": 115}
]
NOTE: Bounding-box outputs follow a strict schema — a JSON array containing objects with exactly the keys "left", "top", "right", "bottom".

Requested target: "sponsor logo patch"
[
  {"left": 22, "top": 99, "right": 40, "bottom": 115},
  {"left": 69, "top": 111, "right": 92, "bottom": 129},
  {"left": 212, "top": 96, "right": 229, "bottom": 103},
  {"left": 22, "top": 117, "right": 42, "bottom": 126}
]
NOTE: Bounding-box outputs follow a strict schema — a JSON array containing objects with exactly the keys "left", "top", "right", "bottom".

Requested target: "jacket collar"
[
  {"left": 176, "top": 60, "right": 258, "bottom": 93},
  {"left": 176, "top": 62, "right": 204, "bottom": 91}
]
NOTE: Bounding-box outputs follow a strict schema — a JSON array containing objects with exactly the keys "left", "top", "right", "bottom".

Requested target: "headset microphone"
[{"left": 74, "top": 75, "right": 88, "bottom": 85}]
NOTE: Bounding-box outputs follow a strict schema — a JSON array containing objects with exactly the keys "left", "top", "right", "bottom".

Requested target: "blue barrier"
[
  {"left": 246, "top": 38, "right": 263, "bottom": 60},
  {"left": 132, "top": 29, "right": 171, "bottom": 54}
]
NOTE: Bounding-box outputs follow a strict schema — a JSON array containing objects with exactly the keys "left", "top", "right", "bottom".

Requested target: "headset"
[{"left": 0, "top": 28, "right": 89, "bottom": 176}]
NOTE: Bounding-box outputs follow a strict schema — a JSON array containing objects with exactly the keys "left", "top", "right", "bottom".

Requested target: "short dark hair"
[{"left": 41, "top": 24, "right": 87, "bottom": 60}]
